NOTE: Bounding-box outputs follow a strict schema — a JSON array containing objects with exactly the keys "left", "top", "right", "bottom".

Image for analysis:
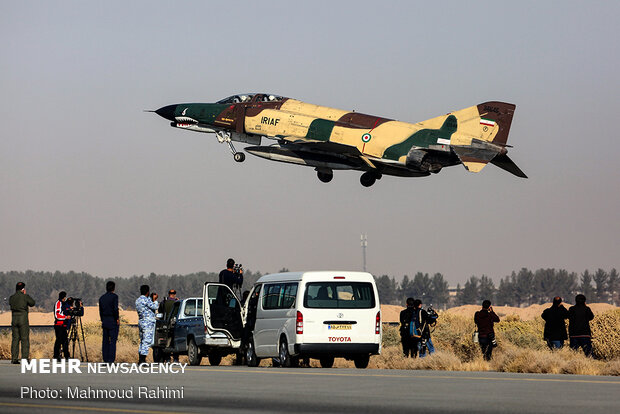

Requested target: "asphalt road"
[{"left": 0, "top": 361, "right": 618, "bottom": 414}]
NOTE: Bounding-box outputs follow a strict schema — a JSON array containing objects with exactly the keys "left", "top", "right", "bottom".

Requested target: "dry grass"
[
  {"left": 2, "top": 311, "right": 619, "bottom": 376},
  {"left": 0, "top": 323, "right": 139, "bottom": 362}
]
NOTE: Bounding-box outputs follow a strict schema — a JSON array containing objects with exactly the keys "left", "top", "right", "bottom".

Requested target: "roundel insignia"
[{"left": 361, "top": 133, "right": 372, "bottom": 143}]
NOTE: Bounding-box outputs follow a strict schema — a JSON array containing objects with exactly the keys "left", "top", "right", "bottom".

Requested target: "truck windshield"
[{"left": 303, "top": 282, "right": 375, "bottom": 309}]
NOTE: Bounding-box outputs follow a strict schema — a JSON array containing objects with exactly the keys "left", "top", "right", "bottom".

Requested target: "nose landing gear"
[{"left": 217, "top": 131, "right": 245, "bottom": 162}]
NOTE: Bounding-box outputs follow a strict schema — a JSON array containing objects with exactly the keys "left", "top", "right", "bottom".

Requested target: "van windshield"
[{"left": 303, "top": 282, "right": 375, "bottom": 309}]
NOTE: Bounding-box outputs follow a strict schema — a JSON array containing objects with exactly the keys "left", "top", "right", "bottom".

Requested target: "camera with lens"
[
  {"left": 426, "top": 305, "right": 439, "bottom": 319},
  {"left": 66, "top": 297, "right": 84, "bottom": 317},
  {"left": 233, "top": 264, "right": 243, "bottom": 290}
]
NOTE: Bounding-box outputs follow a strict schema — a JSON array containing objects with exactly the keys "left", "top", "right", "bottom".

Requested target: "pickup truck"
[{"left": 152, "top": 290, "right": 244, "bottom": 366}]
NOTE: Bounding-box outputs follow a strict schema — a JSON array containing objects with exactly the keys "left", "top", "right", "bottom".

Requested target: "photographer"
[
  {"left": 219, "top": 258, "right": 243, "bottom": 290},
  {"left": 418, "top": 303, "right": 438, "bottom": 358},
  {"left": 474, "top": 300, "right": 500, "bottom": 361},
  {"left": 53, "top": 291, "right": 70, "bottom": 361}
]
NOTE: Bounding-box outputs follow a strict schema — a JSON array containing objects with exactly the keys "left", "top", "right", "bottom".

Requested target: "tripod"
[{"left": 68, "top": 316, "right": 89, "bottom": 362}]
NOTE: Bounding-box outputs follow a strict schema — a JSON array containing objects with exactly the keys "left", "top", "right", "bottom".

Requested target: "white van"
[{"left": 243, "top": 271, "right": 381, "bottom": 369}]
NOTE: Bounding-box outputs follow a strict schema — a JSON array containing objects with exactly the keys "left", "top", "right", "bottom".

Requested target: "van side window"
[
  {"left": 184, "top": 299, "right": 197, "bottom": 316},
  {"left": 281, "top": 283, "right": 298, "bottom": 308},
  {"left": 263, "top": 283, "right": 298, "bottom": 310},
  {"left": 263, "top": 284, "right": 282, "bottom": 309}
]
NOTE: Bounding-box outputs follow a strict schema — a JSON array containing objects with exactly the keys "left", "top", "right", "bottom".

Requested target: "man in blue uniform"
[
  {"left": 99, "top": 281, "right": 120, "bottom": 363},
  {"left": 136, "top": 284, "right": 159, "bottom": 363}
]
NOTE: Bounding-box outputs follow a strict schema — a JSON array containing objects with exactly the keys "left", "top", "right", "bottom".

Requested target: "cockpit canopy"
[{"left": 216, "top": 93, "right": 286, "bottom": 104}]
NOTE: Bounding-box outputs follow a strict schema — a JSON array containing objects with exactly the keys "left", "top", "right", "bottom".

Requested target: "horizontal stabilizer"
[
  {"left": 452, "top": 144, "right": 500, "bottom": 173},
  {"left": 490, "top": 153, "right": 528, "bottom": 178}
]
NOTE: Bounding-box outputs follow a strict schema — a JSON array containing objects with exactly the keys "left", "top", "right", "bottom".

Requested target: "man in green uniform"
[{"left": 9, "top": 282, "right": 36, "bottom": 363}]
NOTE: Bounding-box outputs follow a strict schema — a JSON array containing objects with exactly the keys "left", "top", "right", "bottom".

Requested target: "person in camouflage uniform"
[
  {"left": 9, "top": 282, "right": 36, "bottom": 363},
  {"left": 136, "top": 284, "right": 159, "bottom": 363}
]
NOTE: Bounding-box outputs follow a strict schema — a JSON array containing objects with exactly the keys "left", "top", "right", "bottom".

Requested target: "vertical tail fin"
[
  {"left": 449, "top": 101, "right": 521, "bottom": 174},
  {"left": 475, "top": 101, "right": 516, "bottom": 146}
]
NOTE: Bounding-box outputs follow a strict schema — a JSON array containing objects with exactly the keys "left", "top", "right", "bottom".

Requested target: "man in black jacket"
[
  {"left": 541, "top": 296, "right": 569, "bottom": 350},
  {"left": 568, "top": 294, "right": 595, "bottom": 356},
  {"left": 399, "top": 298, "right": 417, "bottom": 358},
  {"left": 99, "top": 281, "right": 120, "bottom": 363},
  {"left": 474, "top": 300, "right": 500, "bottom": 361},
  {"left": 219, "top": 258, "right": 243, "bottom": 290}
]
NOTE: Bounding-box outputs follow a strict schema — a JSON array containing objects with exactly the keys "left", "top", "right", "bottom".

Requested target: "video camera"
[
  {"left": 66, "top": 297, "right": 84, "bottom": 317},
  {"left": 426, "top": 305, "right": 439, "bottom": 325},
  {"left": 233, "top": 264, "right": 243, "bottom": 290},
  {"left": 426, "top": 305, "right": 439, "bottom": 319}
]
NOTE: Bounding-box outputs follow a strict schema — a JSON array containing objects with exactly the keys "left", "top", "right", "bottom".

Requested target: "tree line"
[
  {"left": 0, "top": 270, "right": 264, "bottom": 312},
  {"left": 1, "top": 267, "right": 617, "bottom": 313},
  {"left": 375, "top": 267, "right": 618, "bottom": 308}
]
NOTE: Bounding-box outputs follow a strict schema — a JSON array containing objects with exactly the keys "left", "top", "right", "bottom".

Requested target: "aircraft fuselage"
[{"left": 153, "top": 93, "right": 525, "bottom": 186}]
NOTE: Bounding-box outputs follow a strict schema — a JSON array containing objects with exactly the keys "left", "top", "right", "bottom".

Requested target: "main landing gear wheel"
[
  {"left": 317, "top": 170, "right": 333, "bottom": 183},
  {"left": 234, "top": 152, "right": 246, "bottom": 162},
  {"left": 360, "top": 171, "right": 381, "bottom": 187}
]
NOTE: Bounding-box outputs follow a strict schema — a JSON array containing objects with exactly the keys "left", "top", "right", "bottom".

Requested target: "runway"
[{"left": 0, "top": 361, "right": 618, "bottom": 413}]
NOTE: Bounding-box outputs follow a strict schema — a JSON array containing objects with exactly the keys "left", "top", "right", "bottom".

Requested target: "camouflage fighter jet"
[{"left": 152, "top": 93, "right": 526, "bottom": 187}]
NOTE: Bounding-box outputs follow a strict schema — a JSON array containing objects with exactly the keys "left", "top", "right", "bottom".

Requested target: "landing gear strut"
[
  {"left": 216, "top": 131, "right": 245, "bottom": 162},
  {"left": 316, "top": 169, "right": 333, "bottom": 183},
  {"left": 360, "top": 171, "right": 382, "bottom": 187}
]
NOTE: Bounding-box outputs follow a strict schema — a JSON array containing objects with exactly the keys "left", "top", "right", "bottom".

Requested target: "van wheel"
[
  {"left": 354, "top": 355, "right": 370, "bottom": 369},
  {"left": 246, "top": 339, "right": 260, "bottom": 367},
  {"left": 187, "top": 339, "right": 202, "bottom": 366},
  {"left": 208, "top": 353, "right": 222, "bottom": 366},
  {"left": 279, "top": 340, "right": 292, "bottom": 368},
  {"left": 319, "top": 356, "right": 334, "bottom": 368}
]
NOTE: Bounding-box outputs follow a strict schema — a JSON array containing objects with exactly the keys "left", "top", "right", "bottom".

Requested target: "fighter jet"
[{"left": 152, "top": 93, "right": 526, "bottom": 187}]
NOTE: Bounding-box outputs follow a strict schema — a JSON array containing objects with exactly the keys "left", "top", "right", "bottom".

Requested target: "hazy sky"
[{"left": 1, "top": 1, "right": 618, "bottom": 285}]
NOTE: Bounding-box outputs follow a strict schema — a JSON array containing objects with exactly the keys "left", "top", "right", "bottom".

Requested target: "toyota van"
[{"left": 242, "top": 271, "right": 381, "bottom": 368}]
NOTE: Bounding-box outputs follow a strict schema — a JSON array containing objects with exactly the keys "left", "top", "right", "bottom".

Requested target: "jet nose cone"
[{"left": 155, "top": 104, "right": 177, "bottom": 121}]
